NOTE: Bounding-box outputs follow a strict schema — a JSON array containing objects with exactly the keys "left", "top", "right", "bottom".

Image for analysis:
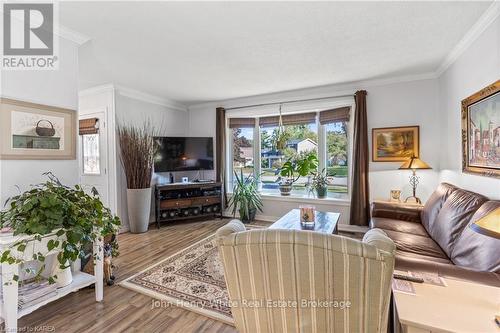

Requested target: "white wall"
[
  {"left": 115, "top": 93, "right": 189, "bottom": 230},
  {"left": 0, "top": 38, "right": 79, "bottom": 205},
  {"left": 438, "top": 15, "right": 500, "bottom": 199},
  {"left": 188, "top": 77, "right": 441, "bottom": 223}
]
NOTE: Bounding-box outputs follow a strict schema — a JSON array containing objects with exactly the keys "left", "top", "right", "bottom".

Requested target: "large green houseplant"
[
  {"left": 228, "top": 170, "right": 263, "bottom": 223},
  {"left": 278, "top": 153, "right": 319, "bottom": 196},
  {"left": 0, "top": 173, "right": 120, "bottom": 283}
]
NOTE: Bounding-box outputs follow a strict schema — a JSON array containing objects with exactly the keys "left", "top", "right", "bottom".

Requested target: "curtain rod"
[{"left": 224, "top": 94, "right": 355, "bottom": 111}]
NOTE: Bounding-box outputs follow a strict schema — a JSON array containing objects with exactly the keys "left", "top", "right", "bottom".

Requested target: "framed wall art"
[
  {"left": 461, "top": 80, "right": 499, "bottom": 178},
  {"left": 372, "top": 126, "right": 419, "bottom": 162},
  {"left": 0, "top": 98, "right": 76, "bottom": 160}
]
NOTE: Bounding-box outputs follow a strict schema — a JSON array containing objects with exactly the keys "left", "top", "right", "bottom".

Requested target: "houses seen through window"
[
  {"left": 227, "top": 107, "right": 350, "bottom": 199},
  {"left": 260, "top": 124, "right": 318, "bottom": 195}
]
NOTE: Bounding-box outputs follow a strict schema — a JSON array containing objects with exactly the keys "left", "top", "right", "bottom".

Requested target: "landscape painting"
[
  {"left": 462, "top": 80, "right": 500, "bottom": 178},
  {"left": 372, "top": 126, "right": 419, "bottom": 162}
]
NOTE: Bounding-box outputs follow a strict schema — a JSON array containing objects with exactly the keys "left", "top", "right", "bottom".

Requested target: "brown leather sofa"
[{"left": 370, "top": 182, "right": 500, "bottom": 287}]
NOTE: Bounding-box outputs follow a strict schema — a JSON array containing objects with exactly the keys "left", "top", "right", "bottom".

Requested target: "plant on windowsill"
[
  {"left": 311, "top": 168, "right": 334, "bottom": 199},
  {"left": 228, "top": 170, "right": 263, "bottom": 223},
  {"left": 0, "top": 172, "right": 120, "bottom": 285},
  {"left": 277, "top": 153, "right": 319, "bottom": 196}
]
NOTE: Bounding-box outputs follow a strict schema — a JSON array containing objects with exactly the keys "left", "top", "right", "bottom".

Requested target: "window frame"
[{"left": 226, "top": 101, "right": 354, "bottom": 202}]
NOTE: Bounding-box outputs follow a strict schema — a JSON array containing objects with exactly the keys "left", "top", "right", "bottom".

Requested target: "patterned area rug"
[{"left": 120, "top": 227, "right": 263, "bottom": 325}]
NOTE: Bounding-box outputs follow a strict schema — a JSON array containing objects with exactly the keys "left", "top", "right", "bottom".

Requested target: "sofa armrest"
[{"left": 371, "top": 201, "right": 422, "bottom": 223}]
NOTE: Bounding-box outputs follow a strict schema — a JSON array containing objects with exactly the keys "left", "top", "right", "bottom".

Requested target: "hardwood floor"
[{"left": 18, "top": 218, "right": 269, "bottom": 333}]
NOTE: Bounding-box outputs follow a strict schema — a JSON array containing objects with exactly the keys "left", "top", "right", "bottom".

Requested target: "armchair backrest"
[{"left": 216, "top": 220, "right": 395, "bottom": 333}]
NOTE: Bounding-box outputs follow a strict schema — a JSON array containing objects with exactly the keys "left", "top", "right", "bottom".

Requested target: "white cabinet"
[{"left": 0, "top": 232, "right": 103, "bottom": 332}]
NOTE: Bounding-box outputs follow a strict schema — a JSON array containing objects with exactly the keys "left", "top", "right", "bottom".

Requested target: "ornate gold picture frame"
[
  {"left": 0, "top": 98, "right": 76, "bottom": 160},
  {"left": 461, "top": 80, "right": 500, "bottom": 178}
]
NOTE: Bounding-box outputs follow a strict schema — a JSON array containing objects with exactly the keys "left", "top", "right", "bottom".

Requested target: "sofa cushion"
[
  {"left": 421, "top": 182, "right": 458, "bottom": 233},
  {"left": 450, "top": 201, "right": 500, "bottom": 273},
  {"left": 395, "top": 250, "right": 452, "bottom": 265},
  {"left": 383, "top": 229, "right": 448, "bottom": 260},
  {"left": 370, "top": 217, "right": 429, "bottom": 237},
  {"left": 395, "top": 254, "right": 500, "bottom": 288},
  {"left": 429, "top": 189, "right": 488, "bottom": 257}
]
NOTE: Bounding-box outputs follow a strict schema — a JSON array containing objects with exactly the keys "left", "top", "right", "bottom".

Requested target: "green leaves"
[
  {"left": 0, "top": 173, "right": 121, "bottom": 282},
  {"left": 279, "top": 152, "right": 319, "bottom": 183},
  {"left": 228, "top": 170, "right": 263, "bottom": 221}
]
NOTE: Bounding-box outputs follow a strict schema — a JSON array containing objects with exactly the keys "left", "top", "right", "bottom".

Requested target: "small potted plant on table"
[{"left": 228, "top": 170, "right": 263, "bottom": 223}]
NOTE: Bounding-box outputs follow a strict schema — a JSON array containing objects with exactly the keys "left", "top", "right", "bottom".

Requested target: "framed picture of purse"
[
  {"left": 0, "top": 98, "right": 77, "bottom": 160},
  {"left": 461, "top": 80, "right": 499, "bottom": 178}
]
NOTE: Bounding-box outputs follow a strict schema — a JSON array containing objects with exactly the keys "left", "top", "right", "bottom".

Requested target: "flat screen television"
[{"left": 154, "top": 137, "right": 214, "bottom": 172}]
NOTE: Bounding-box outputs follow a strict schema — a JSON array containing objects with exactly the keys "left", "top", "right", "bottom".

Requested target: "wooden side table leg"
[
  {"left": 93, "top": 238, "right": 104, "bottom": 302},
  {"left": 2, "top": 262, "right": 19, "bottom": 333}
]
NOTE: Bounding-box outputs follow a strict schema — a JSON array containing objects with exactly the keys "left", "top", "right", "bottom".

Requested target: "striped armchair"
[{"left": 216, "top": 220, "right": 395, "bottom": 333}]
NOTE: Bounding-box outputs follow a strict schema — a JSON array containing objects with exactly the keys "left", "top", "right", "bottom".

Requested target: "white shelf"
[{"left": 16, "top": 271, "right": 96, "bottom": 319}]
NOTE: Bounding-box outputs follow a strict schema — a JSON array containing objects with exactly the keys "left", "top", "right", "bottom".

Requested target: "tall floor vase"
[{"left": 127, "top": 188, "right": 151, "bottom": 233}]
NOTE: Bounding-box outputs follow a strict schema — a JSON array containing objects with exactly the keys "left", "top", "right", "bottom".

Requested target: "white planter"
[
  {"left": 51, "top": 261, "right": 73, "bottom": 288},
  {"left": 127, "top": 188, "right": 151, "bottom": 233}
]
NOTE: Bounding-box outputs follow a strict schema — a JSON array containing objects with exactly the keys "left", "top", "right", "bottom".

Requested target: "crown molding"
[
  {"left": 58, "top": 25, "right": 91, "bottom": 45},
  {"left": 78, "top": 84, "right": 116, "bottom": 98},
  {"left": 436, "top": 1, "right": 500, "bottom": 76},
  {"left": 78, "top": 84, "right": 187, "bottom": 111},
  {"left": 114, "top": 85, "right": 188, "bottom": 112},
  {"left": 188, "top": 71, "right": 437, "bottom": 111}
]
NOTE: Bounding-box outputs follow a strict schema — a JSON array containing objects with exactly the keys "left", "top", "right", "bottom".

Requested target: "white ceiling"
[{"left": 61, "top": 1, "right": 491, "bottom": 105}]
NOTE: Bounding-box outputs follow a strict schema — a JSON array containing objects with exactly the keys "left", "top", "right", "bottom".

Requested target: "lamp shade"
[
  {"left": 399, "top": 156, "right": 432, "bottom": 170},
  {"left": 470, "top": 207, "right": 500, "bottom": 239}
]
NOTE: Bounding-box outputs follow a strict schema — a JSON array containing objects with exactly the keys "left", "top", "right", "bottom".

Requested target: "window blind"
[
  {"left": 79, "top": 118, "right": 99, "bottom": 135},
  {"left": 228, "top": 118, "right": 256, "bottom": 128},
  {"left": 319, "top": 107, "right": 351, "bottom": 124},
  {"left": 259, "top": 112, "right": 317, "bottom": 127}
]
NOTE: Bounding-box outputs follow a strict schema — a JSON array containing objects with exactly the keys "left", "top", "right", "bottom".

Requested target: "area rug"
[{"left": 119, "top": 226, "right": 262, "bottom": 325}]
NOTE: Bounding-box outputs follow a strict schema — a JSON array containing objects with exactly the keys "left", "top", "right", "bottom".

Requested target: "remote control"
[{"left": 393, "top": 273, "right": 424, "bottom": 283}]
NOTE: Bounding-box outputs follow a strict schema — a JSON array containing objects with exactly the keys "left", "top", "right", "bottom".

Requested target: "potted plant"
[
  {"left": 278, "top": 153, "right": 318, "bottom": 196},
  {"left": 118, "top": 123, "right": 156, "bottom": 233},
  {"left": 0, "top": 173, "right": 120, "bottom": 284},
  {"left": 311, "top": 168, "right": 333, "bottom": 198},
  {"left": 228, "top": 170, "right": 263, "bottom": 223}
]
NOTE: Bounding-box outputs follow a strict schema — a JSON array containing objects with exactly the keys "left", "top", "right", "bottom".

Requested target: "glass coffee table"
[{"left": 268, "top": 209, "right": 340, "bottom": 234}]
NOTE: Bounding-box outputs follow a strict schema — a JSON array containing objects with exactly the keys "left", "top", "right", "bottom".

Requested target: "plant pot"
[
  {"left": 240, "top": 207, "right": 257, "bottom": 223},
  {"left": 127, "top": 188, "right": 151, "bottom": 233},
  {"left": 279, "top": 183, "right": 293, "bottom": 196},
  {"left": 316, "top": 186, "right": 327, "bottom": 198},
  {"left": 51, "top": 261, "right": 73, "bottom": 288}
]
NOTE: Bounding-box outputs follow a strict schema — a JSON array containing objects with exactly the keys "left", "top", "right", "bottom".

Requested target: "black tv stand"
[{"left": 155, "top": 182, "right": 223, "bottom": 228}]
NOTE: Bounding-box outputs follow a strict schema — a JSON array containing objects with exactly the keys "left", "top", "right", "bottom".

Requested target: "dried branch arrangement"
[{"left": 117, "top": 122, "right": 156, "bottom": 189}]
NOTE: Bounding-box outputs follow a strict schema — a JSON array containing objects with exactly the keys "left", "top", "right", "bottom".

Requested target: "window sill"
[{"left": 227, "top": 191, "right": 351, "bottom": 206}]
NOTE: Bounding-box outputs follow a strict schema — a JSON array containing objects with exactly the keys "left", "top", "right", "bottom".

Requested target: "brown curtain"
[
  {"left": 79, "top": 118, "right": 99, "bottom": 135},
  {"left": 350, "top": 90, "right": 370, "bottom": 226},
  {"left": 216, "top": 107, "right": 228, "bottom": 207},
  {"left": 319, "top": 107, "right": 350, "bottom": 124},
  {"left": 228, "top": 118, "right": 255, "bottom": 128},
  {"left": 259, "top": 112, "right": 316, "bottom": 127}
]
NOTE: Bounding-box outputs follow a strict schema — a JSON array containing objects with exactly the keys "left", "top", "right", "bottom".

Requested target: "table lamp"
[
  {"left": 470, "top": 207, "right": 500, "bottom": 239},
  {"left": 398, "top": 156, "right": 431, "bottom": 204},
  {"left": 469, "top": 207, "right": 500, "bottom": 328}
]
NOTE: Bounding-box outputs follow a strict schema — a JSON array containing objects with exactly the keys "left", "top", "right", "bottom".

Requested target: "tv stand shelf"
[{"left": 155, "top": 182, "right": 223, "bottom": 228}]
